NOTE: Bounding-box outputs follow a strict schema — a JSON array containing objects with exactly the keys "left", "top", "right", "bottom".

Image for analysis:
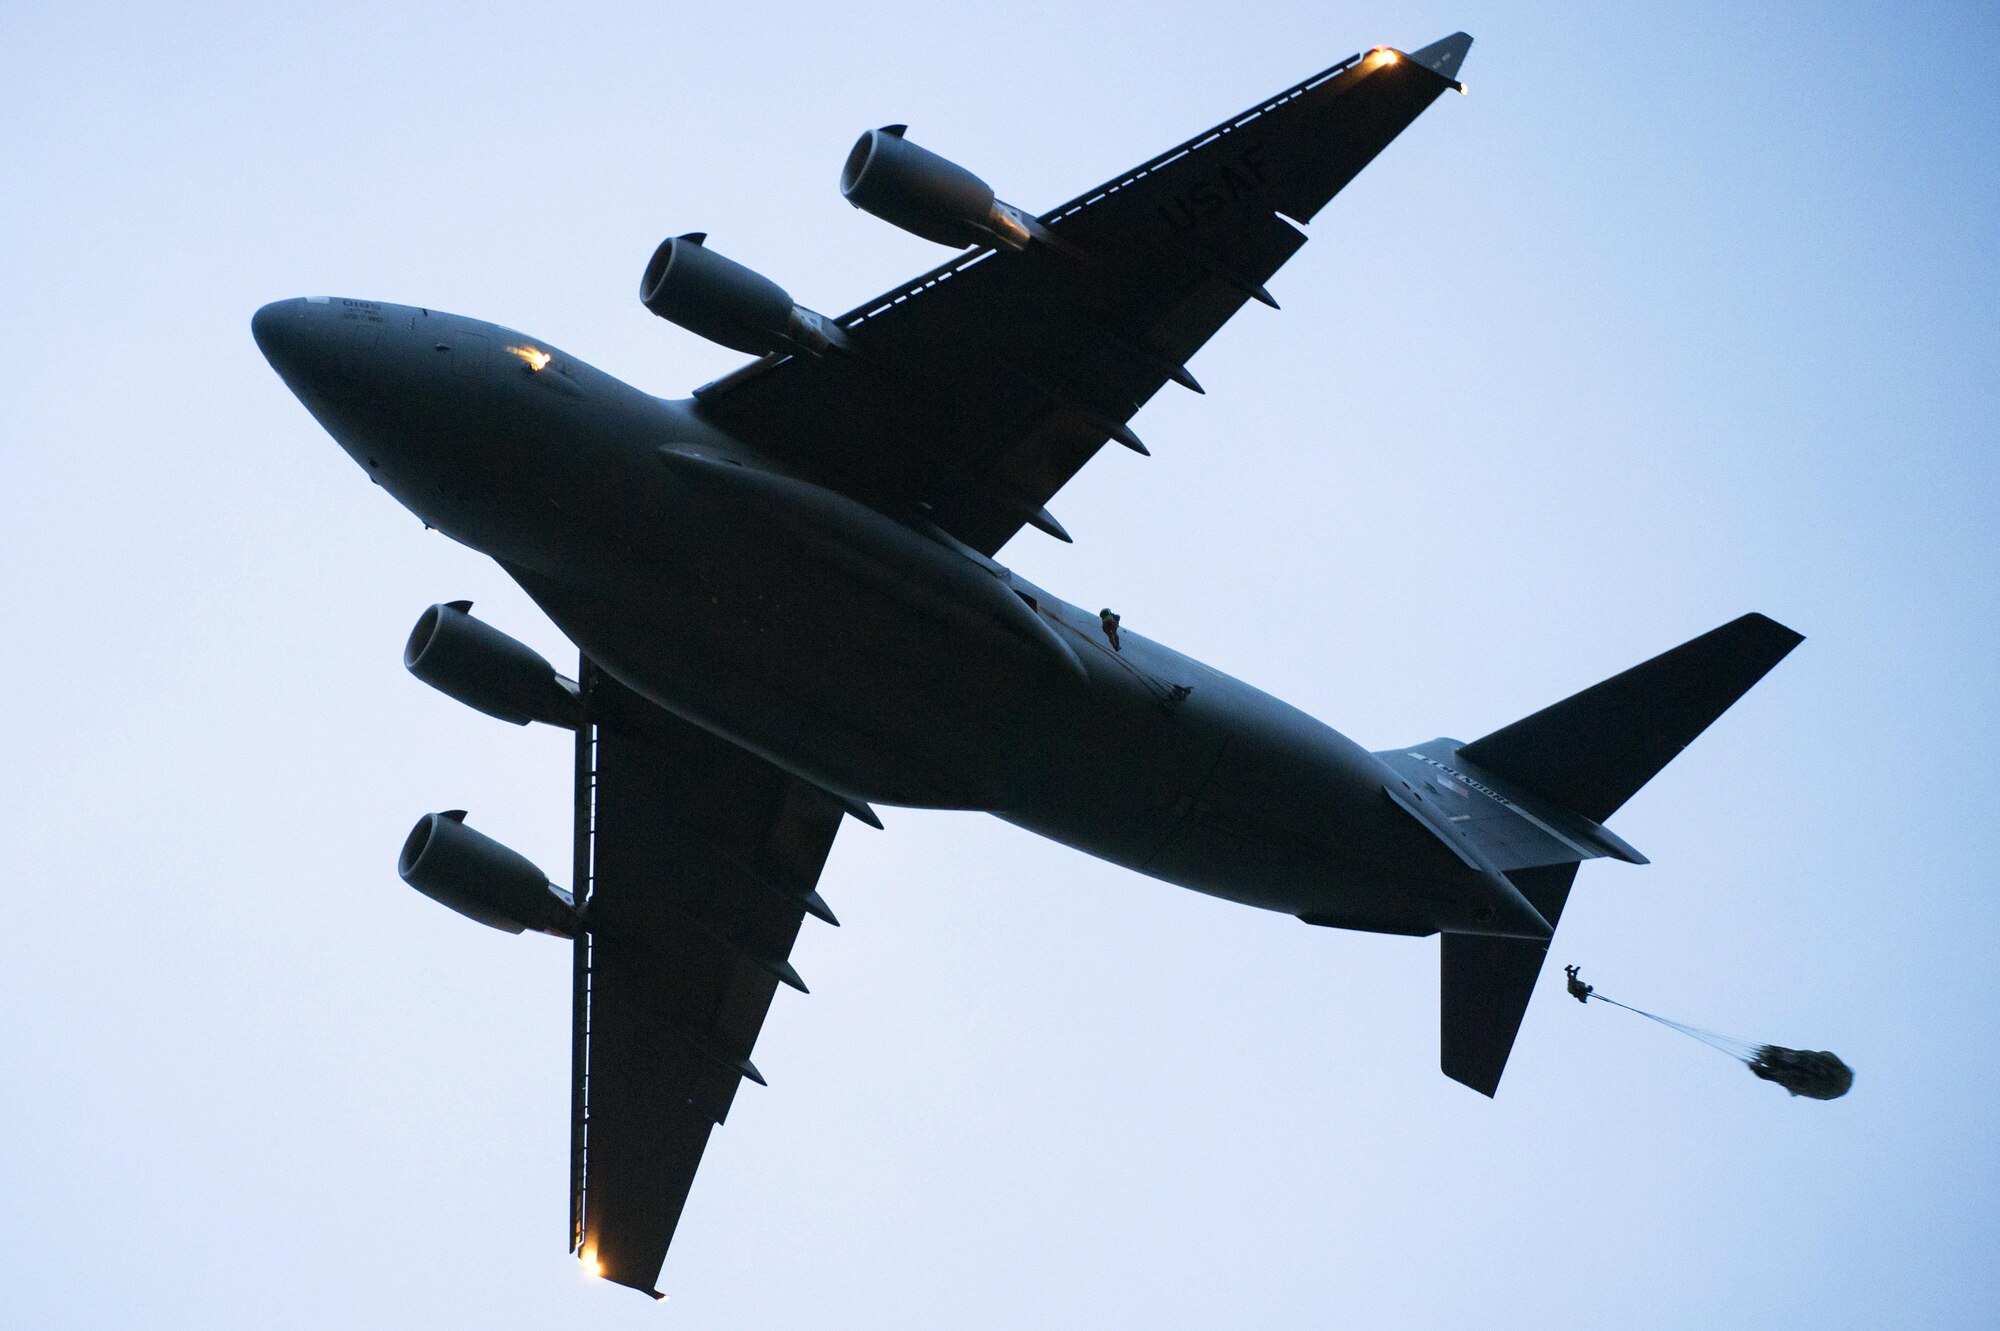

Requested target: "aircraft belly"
[
  {"left": 510, "top": 527, "right": 1076, "bottom": 809},
  {"left": 515, "top": 487, "right": 1484, "bottom": 930},
  {"left": 1001, "top": 661, "right": 1463, "bottom": 923},
  {"left": 992, "top": 689, "right": 1223, "bottom": 871},
  {"left": 502, "top": 427, "right": 1488, "bottom": 917},
  {"left": 1135, "top": 688, "right": 1400, "bottom": 913},
  {"left": 990, "top": 641, "right": 1379, "bottom": 910}
]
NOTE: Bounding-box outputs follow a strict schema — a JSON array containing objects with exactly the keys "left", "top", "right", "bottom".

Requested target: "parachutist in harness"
[
  {"left": 1567, "top": 968, "right": 1853, "bottom": 1101},
  {"left": 1099, "top": 608, "right": 1122, "bottom": 652}
]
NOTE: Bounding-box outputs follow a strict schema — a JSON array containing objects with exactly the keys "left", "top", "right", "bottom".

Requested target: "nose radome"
[{"left": 251, "top": 298, "right": 309, "bottom": 370}]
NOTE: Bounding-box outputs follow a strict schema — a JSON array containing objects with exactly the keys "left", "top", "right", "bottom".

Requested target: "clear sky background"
[{"left": 4, "top": 1, "right": 1996, "bottom": 1326}]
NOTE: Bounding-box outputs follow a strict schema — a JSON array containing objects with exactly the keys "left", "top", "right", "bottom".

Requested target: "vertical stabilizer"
[{"left": 1440, "top": 865, "right": 1576, "bottom": 1096}]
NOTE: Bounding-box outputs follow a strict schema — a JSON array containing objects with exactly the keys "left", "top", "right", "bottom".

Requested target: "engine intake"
[
  {"left": 840, "top": 126, "right": 1045, "bottom": 251},
  {"left": 403, "top": 601, "right": 582, "bottom": 728},
  {"left": 639, "top": 233, "right": 849, "bottom": 357},
  {"left": 398, "top": 810, "right": 578, "bottom": 937}
]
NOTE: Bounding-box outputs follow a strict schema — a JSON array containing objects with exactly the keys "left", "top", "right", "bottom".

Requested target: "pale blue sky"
[{"left": 4, "top": 2, "right": 1996, "bottom": 1326}]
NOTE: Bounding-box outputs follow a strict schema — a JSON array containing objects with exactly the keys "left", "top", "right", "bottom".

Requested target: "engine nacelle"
[
  {"left": 403, "top": 601, "right": 582, "bottom": 728},
  {"left": 398, "top": 810, "right": 579, "bottom": 937},
  {"left": 639, "top": 233, "right": 849, "bottom": 357},
  {"left": 840, "top": 125, "right": 1045, "bottom": 251}
]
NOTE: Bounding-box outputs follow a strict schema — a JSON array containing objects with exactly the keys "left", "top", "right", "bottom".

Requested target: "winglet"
[{"left": 1409, "top": 32, "right": 1473, "bottom": 83}]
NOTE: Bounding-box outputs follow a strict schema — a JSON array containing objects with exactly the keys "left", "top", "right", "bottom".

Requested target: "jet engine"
[
  {"left": 840, "top": 125, "right": 1046, "bottom": 251},
  {"left": 403, "top": 601, "right": 582, "bottom": 728},
  {"left": 398, "top": 810, "right": 579, "bottom": 937},
  {"left": 639, "top": 233, "right": 850, "bottom": 357}
]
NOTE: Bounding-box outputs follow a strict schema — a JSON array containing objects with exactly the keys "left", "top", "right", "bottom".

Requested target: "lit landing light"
[
  {"left": 579, "top": 1244, "right": 670, "bottom": 1299},
  {"left": 1369, "top": 46, "right": 1401, "bottom": 66},
  {"left": 506, "top": 344, "right": 552, "bottom": 372}
]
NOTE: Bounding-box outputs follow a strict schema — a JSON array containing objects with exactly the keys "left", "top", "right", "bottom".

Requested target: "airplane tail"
[{"left": 1433, "top": 612, "right": 1805, "bottom": 1095}]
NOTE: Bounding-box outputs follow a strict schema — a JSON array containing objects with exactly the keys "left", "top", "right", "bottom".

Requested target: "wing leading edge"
[
  {"left": 568, "top": 660, "right": 846, "bottom": 1297},
  {"left": 696, "top": 34, "right": 1472, "bottom": 555}
]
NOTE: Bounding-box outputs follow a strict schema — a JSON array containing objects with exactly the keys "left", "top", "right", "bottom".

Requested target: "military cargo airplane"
[{"left": 253, "top": 32, "right": 1801, "bottom": 1298}]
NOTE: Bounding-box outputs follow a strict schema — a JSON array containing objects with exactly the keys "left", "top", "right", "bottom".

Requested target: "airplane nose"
[{"left": 251, "top": 298, "right": 309, "bottom": 373}]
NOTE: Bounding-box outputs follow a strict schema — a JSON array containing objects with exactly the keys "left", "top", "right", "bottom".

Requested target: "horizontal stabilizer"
[{"left": 1459, "top": 613, "right": 1802, "bottom": 824}]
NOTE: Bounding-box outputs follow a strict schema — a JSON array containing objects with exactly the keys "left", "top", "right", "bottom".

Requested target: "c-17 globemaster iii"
[{"left": 253, "top": 32, "right": 1801, "bottom": 1298}]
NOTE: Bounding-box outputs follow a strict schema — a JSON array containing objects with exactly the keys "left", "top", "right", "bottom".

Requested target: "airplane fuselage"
[{"left": 255, "top": 295, "right": 1546, "bottom": 939}]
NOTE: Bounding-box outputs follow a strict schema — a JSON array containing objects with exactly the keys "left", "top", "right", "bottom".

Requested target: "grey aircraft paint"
[
  {"left": 251, "top": 33, "right": 1803, "bottom": 1296},
  {"left": 253, "top": 295, "right": 1551, "bottom": 939}
]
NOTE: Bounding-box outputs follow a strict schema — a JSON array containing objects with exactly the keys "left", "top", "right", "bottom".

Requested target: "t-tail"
[{"left": 1373, "top": 613, "right": 1804, "bottom": 1096}]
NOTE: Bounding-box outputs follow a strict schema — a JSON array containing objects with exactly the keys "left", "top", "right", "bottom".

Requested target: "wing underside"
[
  {"left": 567, "top": 660, "right": 845, "bottom": 1297},
  {"left": 696, "top": 34, "right": 1472, "bottom": 555}
]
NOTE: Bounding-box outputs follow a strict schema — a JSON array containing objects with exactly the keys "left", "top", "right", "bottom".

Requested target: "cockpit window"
[{"left": 505, "top": 344, "right": 552, "bottom": 372}]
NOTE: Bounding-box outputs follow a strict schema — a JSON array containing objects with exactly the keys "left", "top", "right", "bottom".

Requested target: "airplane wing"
[
  {"left": 694, "top": 34, "right": 1471, "bottom": 555},
  {"left": 567, "top": 658, "right": 846, "bottom": 1298}
]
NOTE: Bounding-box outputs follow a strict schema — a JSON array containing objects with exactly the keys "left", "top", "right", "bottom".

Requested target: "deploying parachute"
[
  {"left": 1564, "top": 966, "right": 1853, "bottom": 1101},
  {"left": 1747, "top": 1048, "right": 1854, "bottom": 1100}
]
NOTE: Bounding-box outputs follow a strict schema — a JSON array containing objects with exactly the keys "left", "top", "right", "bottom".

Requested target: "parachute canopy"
[
  {"left": 1567, "top": 967, "right": 1853, "bottom": 1101},
  {"left": 1749, "top": 1047, "right": 1854, "bottom": 1100}
]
